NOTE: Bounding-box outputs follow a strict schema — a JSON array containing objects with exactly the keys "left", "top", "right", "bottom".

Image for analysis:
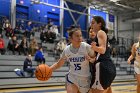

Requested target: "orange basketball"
[{"left": 35, "top": 64, "right": 52, "bottom": 81}]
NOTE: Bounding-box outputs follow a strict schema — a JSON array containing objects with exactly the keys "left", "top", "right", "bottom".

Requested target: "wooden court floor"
[{"left": 0, "top": 81, "right": 137, "bottom": 93}]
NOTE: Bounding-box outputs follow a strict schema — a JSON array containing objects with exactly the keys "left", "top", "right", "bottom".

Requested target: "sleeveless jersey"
[
  {"left": 94, "top": 34, "right": 111, "bottom": 61},
  {"left": 64, "top": 42, "right": 91, "bottom": 77}
]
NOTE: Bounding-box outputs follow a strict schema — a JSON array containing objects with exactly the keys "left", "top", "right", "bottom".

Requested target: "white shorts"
[
  {"left": 134, "top": 61, "right": 140, "bottom": 74},
  {"left": 91, "top": 62, "right": 104, "bottom": 90},
  {"left": 66, "top": 73, "right": 91, "bottom": 93}
]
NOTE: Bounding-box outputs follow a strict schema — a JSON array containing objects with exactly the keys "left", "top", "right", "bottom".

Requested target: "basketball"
[{"left": 35, "top": 64, "right": 52, "bottom": 81}]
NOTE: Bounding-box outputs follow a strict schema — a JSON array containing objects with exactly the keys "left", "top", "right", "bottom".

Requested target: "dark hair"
[
  {"left": 67, "top": 25, "right": 81, "bottom": 37},
  {"left": 12, "top": 35, "right": 16, "bottom": 37},
  {"left": 87, "top": 26, "right": 91, "bottom": 38},
  {"left": 93, "top": 16, "right": 108, "bottom": 33},
  {"left": 39, "top": 46, "right": 42, "bottom": 50},
  {"left": 68, "top": 26, "right": 81, "bottom": 38}
]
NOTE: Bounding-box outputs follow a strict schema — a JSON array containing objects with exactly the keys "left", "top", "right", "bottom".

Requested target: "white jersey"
[{"left": 62, "top": 42, "right": 94, "bottom": 77}]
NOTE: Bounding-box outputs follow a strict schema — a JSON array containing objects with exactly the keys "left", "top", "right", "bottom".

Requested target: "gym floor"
[{"left": 0, "top": 81, "right": 136, "bottom": 93}]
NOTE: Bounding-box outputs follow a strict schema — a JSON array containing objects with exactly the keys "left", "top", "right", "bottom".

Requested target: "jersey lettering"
[{"left": 69, "top": 57, "right": 85, "bottom": 62}]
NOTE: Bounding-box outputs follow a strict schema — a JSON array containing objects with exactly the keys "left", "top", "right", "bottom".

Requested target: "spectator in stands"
[
  {"left": 23, "top": 54, "right": 35, "bottom": 77},
  {"left": 45, "top": 29, "right": 56, "bottom": 43},
  {"left": 40, "top": 28, "right": 46, "bottom": 43},
  {"left": 3, "top": 19, "right": 10, "bottom": 30},
  {"left": 7, "top": 35, "right": 20, "bottom": 55},
  {"left": 29, "top": 37, "right": 38, "bottom": 56},
  {"left": 109, "top": 36, "right": 117, "bottom": 57},
  {"left": 0, "top": 34, "right": 5, "bottom": 55},
  {"left": 34, "top": 46, "right": 45, "bottom": 65},
  {"left": 47, "top": 19, "right": 53, "bottom": 30},
  {"left": 109, "top": 36, "right": 117, "bottom": 45},
  {"left": 19, "top": 36, "right": 29, "bottom": 55},
  {"left": 5, "top": 24, "right": 14, "bottom": 38},
  {"left": 14, "top": 26, "right": 20, "bottom": 34},
  {"left": 50, "top": 25, "right": 60, "bottom": 38},
  {"left": 55, "top": 38, "right": 67, "bottom": 55},
  {"left": 50, "top": 30, "right": 56, "bottom": 43},
  {"left": 31, "top": 27, "right": 35, "bottom": 37},
  {"left": 25, "top": 21, "right": 32, "bottom": 40},
  {"left": 0, "top": 24, "right": 2, "bottom": 34}
]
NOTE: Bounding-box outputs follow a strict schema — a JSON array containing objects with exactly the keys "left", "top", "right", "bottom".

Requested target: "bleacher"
[
  {"left": 113, "top": 57, "right": 135, "bottom": 81},
  {"left": 0, "top": 53, "right": 136, "bottom": 89},
  {"left": 0, "top": 55, "right": 68, "bottom": 89}
]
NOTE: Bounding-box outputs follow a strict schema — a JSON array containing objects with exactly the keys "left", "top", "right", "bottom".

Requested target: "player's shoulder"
[
  {"left": 81, "top": 42, "right": 90, "bottom": 46},
  {"left": 98, "top": 30, "right": 106, "bottom": 34},
  {"left": 63, "top": 44, "right": 70, "bottom": 51},
  {"left": 133, "top": 42, "right": 139, "bottom": 48}
]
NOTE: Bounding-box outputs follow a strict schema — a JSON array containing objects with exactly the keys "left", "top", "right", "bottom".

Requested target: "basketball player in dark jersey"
[
  {"left": 87, "top": 26, "right": 113, "bottom": 93},
  {"left": 89, "top": 16, "right": 116, "bottom": 93}
]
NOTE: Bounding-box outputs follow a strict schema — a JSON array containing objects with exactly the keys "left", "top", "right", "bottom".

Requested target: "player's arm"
[
  {"left": 127, "top": 43, "right": 136, "bottom": 64},
  {"left": 86, "top": 54, "right": 96, "bottom": 63},
  {"left": 86, "top": 43, "right": 96, "bottom": 63},
  {"left": 91, "top": 30, "right": 107, "bottom": 54},
  {"left": 50, "top": 51, "right": 67, "bottom": 71}
]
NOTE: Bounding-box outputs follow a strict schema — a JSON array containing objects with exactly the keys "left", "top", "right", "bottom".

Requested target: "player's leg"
[
  {"left": 134, "top": 61, "right": 140, "bottom": 93},
  {"left": 66, "top": 83, "right": 79, "bottom": 93},
  {"left": 90, "top": 88, "right": 104, "bottom": 93},
  {"left": 90, "top": 63, "right": 104, "bottom": 93},
  {"left": 103, "top": 87, "right": 112, "bottom": 93},
  {"left": 136, "top": 74, "right": 140, "bottom": 93}
]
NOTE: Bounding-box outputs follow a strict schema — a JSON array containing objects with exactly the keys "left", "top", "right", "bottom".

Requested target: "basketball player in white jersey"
[
  {"left": 50, "top": 27, "right": 95, "bottom": 93},
  {"left": 127, "top": 41, "right": 140, "bottom": 93}
]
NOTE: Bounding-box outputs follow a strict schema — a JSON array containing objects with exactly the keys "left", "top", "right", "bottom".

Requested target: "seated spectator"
[
  {"left": 5, "top": 24, "right": 14, "bottom": 38},
  {"left": 0, "top": 34, "right": 5, "bottom": 55},
  {"left": 50, "top": 25, "right": 60, "bottom": 37},
  {"left": 31, "top": 27, "right": 35, "bottom": 37},
  {"left": 7, "top": 35, "right": 20, "bottom": 55},
  {"left": 0, "top": 24, "right": 2, "bottom": 34},
  {"left": 29, "top": 37, "right": 38, "bottom": 56},
  {"left": 14, "top": 68, "right": 24, "bottom": 77},
  {"left": 14, "top": 26, "right": 20, "bottom": 35},
  {"left": 40, "top": 29, "right": 46, "bottom": 43},
  {"left": 19, "top": 36, "right": 29, "bottom": 55},
  {"left": 35, "top": 46, "right": 45, "bottom": 65},
  {"left": 3, "top": 19, "right": 10, "bottom": 30},
  {"left": 46, "top": 30, "right": 56, "bottom": 43},
  {"left": 23, "top": 54, "right": 35, "bottom": 77},
  {"left": 55, "top": 38, "right": 67, "bottom": 55}
]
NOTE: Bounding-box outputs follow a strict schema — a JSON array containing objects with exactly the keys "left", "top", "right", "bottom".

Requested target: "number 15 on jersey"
[{"left": 74, "top": 63, "right": 81, "bottom": 70}]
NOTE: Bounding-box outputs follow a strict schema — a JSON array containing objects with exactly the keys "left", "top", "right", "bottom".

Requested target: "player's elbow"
[
  {"left": 100, "top": 51, "right": 105, "bottom": 54},
  {"left": 99, "top": 48, "right": 106, "bottom": 54}
]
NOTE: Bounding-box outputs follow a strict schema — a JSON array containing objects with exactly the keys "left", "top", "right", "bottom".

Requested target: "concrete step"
[
  {"left": 0, "top": 55, "right": 55, "bottom": 61},
  {"left": 0, "top": 77, "right": 65, "bottom": 89},
  {"left": 0, "top": 60, "right": 56, "bottom": 66},
  {"left": 42, "top": 43, "right": 56, "bottom": 51},
  {"left": 0, "top": 71, "right": 68, "bottom": 78},
  {"left": 115, "top": 74, "right": 134, "bottom": 80},
  {"left": 0, "top": 65, "right": 69, "bottom": 72},
  {"left": 117, "top": 71, "right": 127, "bottom": 75}
]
